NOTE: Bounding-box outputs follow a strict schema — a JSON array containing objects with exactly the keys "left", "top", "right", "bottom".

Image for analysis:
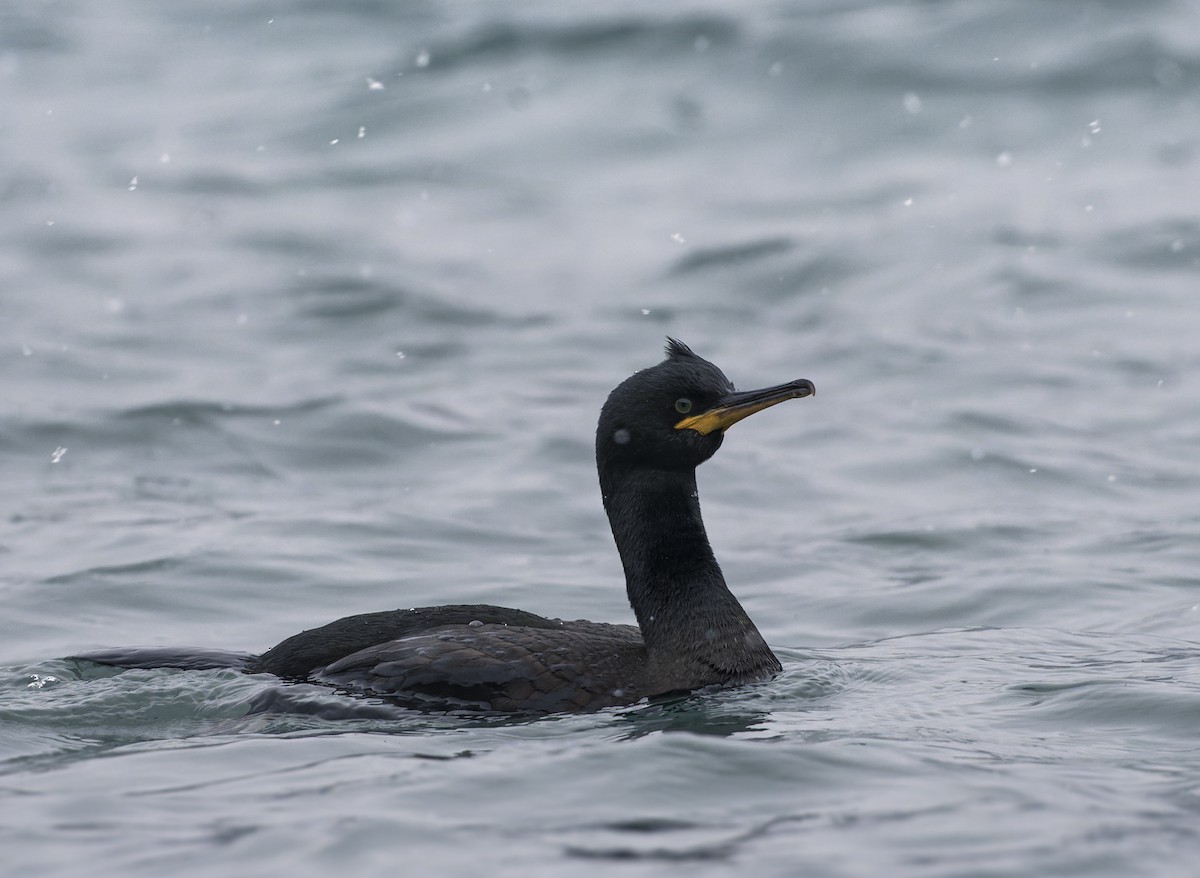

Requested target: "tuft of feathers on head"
[
  {"left": 664, "top": 337, "right": 698, "bottom": 360},
  {"left": 660, "top": 337, "right": 735, "bottom": 395}
]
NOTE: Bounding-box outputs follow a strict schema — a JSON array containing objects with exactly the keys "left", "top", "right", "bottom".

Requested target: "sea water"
[{"left": 3, "top": 2, "right": 1200, "bottom": 876}]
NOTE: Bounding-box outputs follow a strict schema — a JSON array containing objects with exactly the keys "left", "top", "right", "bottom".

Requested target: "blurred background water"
[{"left": 3, "top": 1, "right": 1200, "bottom": 876}]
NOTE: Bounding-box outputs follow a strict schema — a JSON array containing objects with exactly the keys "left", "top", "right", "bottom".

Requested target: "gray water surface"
[{"left": 4, "top": 2, "right": 1200, "bottom": 876}]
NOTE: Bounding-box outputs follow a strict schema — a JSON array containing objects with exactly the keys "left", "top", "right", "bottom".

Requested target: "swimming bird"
[{"left": 76, "top": 339, "right": 814, "bottom": 713}]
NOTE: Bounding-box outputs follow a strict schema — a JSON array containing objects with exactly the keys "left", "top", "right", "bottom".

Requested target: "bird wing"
[{"left": 312, "top": 622, "right": 644, "bottom": 713}]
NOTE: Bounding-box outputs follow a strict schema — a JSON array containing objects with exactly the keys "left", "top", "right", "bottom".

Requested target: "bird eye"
[{"left": 674, "top": 398, "right": 693, "bottom": 414}]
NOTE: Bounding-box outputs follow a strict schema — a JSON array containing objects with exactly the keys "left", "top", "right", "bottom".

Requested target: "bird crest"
[{"left": 665, "top": 337, "right": 698, "bottom": 360}]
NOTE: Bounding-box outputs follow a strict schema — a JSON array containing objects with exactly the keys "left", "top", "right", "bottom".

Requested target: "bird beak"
[{"left": 674, "top": 379, "right": 816, "bottom": 436}]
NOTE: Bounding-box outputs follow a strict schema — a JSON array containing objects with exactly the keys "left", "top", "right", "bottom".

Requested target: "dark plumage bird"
[{"left": 76, "top": 339, "right": 815, "bottom": 713}]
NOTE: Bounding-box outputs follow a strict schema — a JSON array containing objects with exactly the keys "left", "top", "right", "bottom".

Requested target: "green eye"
[{"left": 674, "top": 398, "right": 693, "bottom": 414}]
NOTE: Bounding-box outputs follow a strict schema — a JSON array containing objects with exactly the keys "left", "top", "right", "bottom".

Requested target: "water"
[{"left": 3, "top": 1, "right": 1200, "bottom": 875}]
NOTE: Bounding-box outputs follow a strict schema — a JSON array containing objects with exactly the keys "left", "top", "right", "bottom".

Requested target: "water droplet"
[
  {"left": 640, "top": 308, "right": 651, "bottom": 315},
  {"left": 902, "top": 92, "right": 922, "bottom": 114},
  {"left": 415, "top": 49, "right": 431, "bottom": 68},
  {"left": 128, "top": 175, "right": 138, "bottom": 191},
  {"left": 159, "top": 153, "right": 170, "bottom": 164},
  {"left": 468, "top": 619, "right": 483, "bottom": 627},
  {"left": 366, "top": 77, "right": 384, "bottom": 91},
  {"left": 329, "top": 138, "right": 339, "bottom": 146},
  {"left": 1088, "top": 119, "right": 1102, "bottom": 135},
  {"left": 613, "top": 428, "right": 631, "bottom": 445},
  {"left": 272, "top": 419, "right": 281, "bottom": 426},
  {"left": 1029, "top": 468, "right": 1038, "bottom": 474},
  {"left": 51, "top": 446, "right": 67, "bottom": 463},
  {"left": 903, "top": 197, "right": 913, "bottom": 206},
  {"left": 357, "top": 126, "right": 366, "bottom": 139},
  {"left": 670, "top": 232, "right": 686, "bottom": 244},
  {"left": 1107, "top": 474, "right": 1117, "bottom": 482},
  {"left": 395, "top": 350, "right": 406, "bottom": 359},
  {"left": 995, "top": 152, "right": 1013, "bottom": 168}
]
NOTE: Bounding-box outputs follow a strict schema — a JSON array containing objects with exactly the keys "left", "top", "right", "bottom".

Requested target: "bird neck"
[{"left": 599, "top": 466, "right": 778, "bottom": 679}]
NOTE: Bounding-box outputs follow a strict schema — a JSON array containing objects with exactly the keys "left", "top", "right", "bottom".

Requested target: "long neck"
[{"left": 599, "top": 465, "right": 780, "bottom": 681}]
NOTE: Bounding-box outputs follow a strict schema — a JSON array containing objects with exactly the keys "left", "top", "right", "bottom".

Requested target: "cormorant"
[{"left": 76, "top": 339, "right": 815, "bottom": 713}]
